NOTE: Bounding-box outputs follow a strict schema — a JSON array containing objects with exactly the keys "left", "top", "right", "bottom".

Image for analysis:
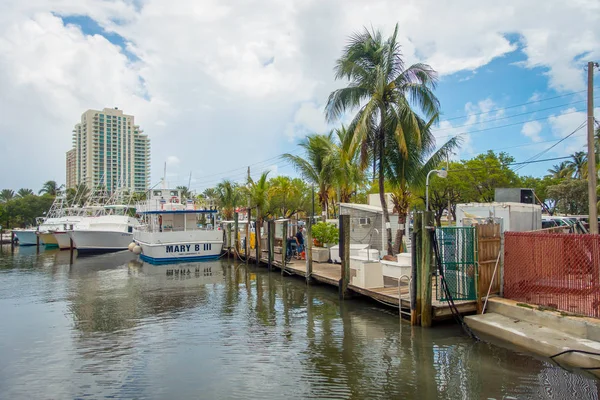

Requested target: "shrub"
[{"left": 311, "top": 222, "right": 339, "bottom": 246}]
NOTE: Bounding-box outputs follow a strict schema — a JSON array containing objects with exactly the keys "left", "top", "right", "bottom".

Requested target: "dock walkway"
[{"left": 233, "top": 250, "right": 476, "bottom": 322}]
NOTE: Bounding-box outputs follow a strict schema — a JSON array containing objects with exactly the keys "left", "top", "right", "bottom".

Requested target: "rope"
[{"left": 550, "top": 349, "right": 600, "bottom": 371}]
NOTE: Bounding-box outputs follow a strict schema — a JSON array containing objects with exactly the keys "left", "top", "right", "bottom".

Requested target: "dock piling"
[
  {"left": 305, "top": 216, "right": 313, "bottom": 284},
  {"left": 420, "top": 211, "right": 434, "bottom": 328},
  {"left": 267, "top": 220, "right": 274, "bottom": 271},
  {"left": 234, "top": 212, "right": 239, "bottom": 255},
  {"left": 255, "top": 216, "right": 260, "bottom": 266},
  {"left": 246, "top": 208, "right": 251, "bottom": 266},
  {"left": 281, "top": 220, "right": 288, "bottom": 275},
  {"left": 339, "top": 214, "right": 350, "bottom": 299},
  {"left": 412, "top": 213, "right": 423, "bottom": 326}
]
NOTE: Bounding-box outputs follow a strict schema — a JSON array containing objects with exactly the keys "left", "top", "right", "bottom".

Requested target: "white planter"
[{"left": 312, "top": 247, "right": 330, "bottom": 263}]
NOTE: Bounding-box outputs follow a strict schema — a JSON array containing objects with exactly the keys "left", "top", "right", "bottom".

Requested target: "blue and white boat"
[{"left": 132, "top": 188, "right": 223, "bottom": 264}]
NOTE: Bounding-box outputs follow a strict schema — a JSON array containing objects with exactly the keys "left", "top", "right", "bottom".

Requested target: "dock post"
[
  {"left": 339, "top": 214, "right": 350, "bottom": 299},
  {"left": 411, "top": 212, "right": 423, "bottom": 326},
  {"left": 234, "top": 212, "right": 239, "bottom": 256},
  {"left": 305, "top": 216, "right": 313, "bottom": 284},
  {"left": 268, "top": 220, "right": 274, "bottom": 271},
  {"left": 246, "top": 208, "right": 251, "bottom": 266},
  {"left": 36, "top": 233, "right": 40, "bottom": 253},
  {"left": 255, "top": 217, "right": 260, "bottom": 266},
  {"left": 420, "top": 211, "right": 434, "bottom": 328},
  {"left": 69, "top": 237, "right": 75, "bottom": 264},
  {"left": 11, "top": 231, "right": 15, "bottom": 252},
  {"left": 227, "top": 221, "right": 232, "bottom": 260},
  {"left": 281, "top": 220, "right": 288, "bottom": 275}
]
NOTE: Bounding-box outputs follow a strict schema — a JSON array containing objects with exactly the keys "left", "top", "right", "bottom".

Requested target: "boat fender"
[
  {"left": 132, "top": 245, "right": 142, "bottom": 255},
  {"left": 128, "top": 242, "right": 136, "bottom": 252}
]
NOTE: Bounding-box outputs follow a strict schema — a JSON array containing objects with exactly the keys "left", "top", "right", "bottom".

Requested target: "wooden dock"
[{"left": 232, "top": 249, "right": 477, "bottom": 322}]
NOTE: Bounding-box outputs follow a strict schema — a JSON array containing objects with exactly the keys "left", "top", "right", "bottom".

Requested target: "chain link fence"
[
  {"left": 504, "top": 231, "right": 600, "bottom": 318},
  {"left": 435, "top": 227, "right": 478, "bottom": 301}
]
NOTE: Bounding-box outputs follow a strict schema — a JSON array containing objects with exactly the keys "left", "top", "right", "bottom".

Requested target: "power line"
[
  {"left": 513, "top": 121, "right": 587, "bottom": 172},
  {"left": 434, "top": 108, "right": 585, "bottom": 140},
  {"left": 439, "top": 89, "right": 592, "bottom": 123},
  {"left": 434, "top": 98, "right": 595, "bottom": 132}
]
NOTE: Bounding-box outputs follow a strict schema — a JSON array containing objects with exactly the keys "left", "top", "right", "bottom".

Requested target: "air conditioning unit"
[{"left": 358, "top": 217, "right": 371, "bottom": 226}]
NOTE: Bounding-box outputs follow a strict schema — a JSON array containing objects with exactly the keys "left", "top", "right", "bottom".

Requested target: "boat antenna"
[
  {"left": 162, "top": 162, "right": 167, "bottom": 189},
  {"left": 188, "top": 171, "right": 192, "bottom": 190}
]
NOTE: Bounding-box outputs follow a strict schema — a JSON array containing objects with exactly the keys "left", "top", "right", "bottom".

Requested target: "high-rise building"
[
  {"left": 66, "top": 107, "right": 151, "bottom": 192},
  {"left": 66, "top": 148, "right": 76, "bottom": 189}
]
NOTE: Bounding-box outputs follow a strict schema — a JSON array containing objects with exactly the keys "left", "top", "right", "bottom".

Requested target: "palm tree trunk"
[
  {"left": 394, "top": 213, "right": 406, "bottom": 254},
  {"left": 378, "top": 112, "right": 393, "bottom": 256}
]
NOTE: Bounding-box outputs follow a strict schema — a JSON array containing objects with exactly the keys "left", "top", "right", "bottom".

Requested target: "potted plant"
[{"left": 311, "top": 222, "right": 339, "bottom": 262}]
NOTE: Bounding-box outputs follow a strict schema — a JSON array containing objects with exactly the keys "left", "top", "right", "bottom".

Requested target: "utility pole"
[
  {"left": 587, "top": 62, "right": 599, "bottom": 234},
  {"left": 447, "top": 153, "right": 452, "bottom": 225}
]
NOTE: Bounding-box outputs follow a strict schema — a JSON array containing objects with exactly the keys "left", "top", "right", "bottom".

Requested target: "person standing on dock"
[{"left": 295, "top": 227, "right": 304, "bottom": 259}]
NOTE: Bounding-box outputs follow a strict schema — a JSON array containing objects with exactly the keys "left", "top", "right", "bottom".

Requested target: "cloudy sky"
[{"left": 0, "top": 0, "right": 599, "bottom": 192}]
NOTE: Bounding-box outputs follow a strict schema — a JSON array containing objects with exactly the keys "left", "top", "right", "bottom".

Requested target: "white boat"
[
  {"left": 68, "top": 206, "right": 140, "bottom": 254},
  {"left": 133, "top": 188, "right": 223, "bottom": 264},
  {"left": 13, "top": 229, "right": 39, "bottom": 246}
]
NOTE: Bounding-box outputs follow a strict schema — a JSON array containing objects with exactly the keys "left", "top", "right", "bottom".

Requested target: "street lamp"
[{"left": 426, "top": 168, "right": 448, "bottom": 211}]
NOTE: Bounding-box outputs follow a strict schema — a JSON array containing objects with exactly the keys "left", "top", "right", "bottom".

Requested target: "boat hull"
[
  {"left": 134, "top": 230, "right": 223, "bottom": 265},
  {"left": 69, "top": 230, "right": 133, "bottom": 254},
  {"left": 53, "top": 231, "right": 73, "bottom": 250},
  {"left": 13, "top": 230, "right": 38, "bottom": 246},
  {"left": 39, "top": 232, "right": 58, "bottom": 247}
]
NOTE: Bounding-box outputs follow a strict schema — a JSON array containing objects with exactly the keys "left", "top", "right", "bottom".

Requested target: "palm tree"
[
  {"left": 176, "top": 186, "right": 192, "bottom": 200},
  {"left": 243, "top": 171, "right": 271, "bottom": 255},
  {"left": 39, "top": 180, "right": 63, "bottom": 196},
  {"left": 384, "top": 118, "right": 460, "bottom": 253},
  {"left": 283, "top": 133, "right": 336, "bottom": 219},
  {"left": 216, "top": 180, "right": 242, "bottom": 220},
  {"left": 0, "top": 189, "right": 15, "bottom": 203},
  {"left": 567, "top": 151, "right": 587, "bottom": 179},
  {"left": 547, "top": 161, "right": 572, "bottom": 179},
  {"left": 16, "top": 188, "right": 34, "bottom": 198},
  {"left": 329, "top": 125, "right": 366, "bottom": 203},
  {"left": 326, "top": 24, "right": 440, "bottom": 255}
]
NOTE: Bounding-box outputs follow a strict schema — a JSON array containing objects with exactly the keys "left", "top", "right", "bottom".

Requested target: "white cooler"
[
  {"left": 329, "top": 244, "right": 370, "bottom": 263},
  {"left": 357, "top": 249, "right": 380, "bottom": 260}
]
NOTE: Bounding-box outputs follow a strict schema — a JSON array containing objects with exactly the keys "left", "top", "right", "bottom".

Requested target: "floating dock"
[{"left": 230, "top": 249, "right": 477, "bottom": 322}]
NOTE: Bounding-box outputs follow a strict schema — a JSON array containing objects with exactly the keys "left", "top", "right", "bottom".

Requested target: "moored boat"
[
  {"left": 132, "top": 188, "right": 223, "bottom": 264},
  {"left": 68, "top": 206, "right": 140, "bottom": 254},
  {"left": 12, "top": 229, "right": 39, "bottom": 246}
]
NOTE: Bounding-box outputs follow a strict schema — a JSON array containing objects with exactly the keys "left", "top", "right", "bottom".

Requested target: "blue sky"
[{"left": 0, "top": 0, "right": 598, "bottom": 192}]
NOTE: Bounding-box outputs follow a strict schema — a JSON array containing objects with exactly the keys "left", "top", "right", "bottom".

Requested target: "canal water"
[{"left": 0, "top": 246, "right": 598, "bottom": 399}]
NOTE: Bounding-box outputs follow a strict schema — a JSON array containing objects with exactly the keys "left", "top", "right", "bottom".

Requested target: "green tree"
[
  {"left": 326, "top": 24, "right": 440, "bottom": 255},
  {"left": 216, "top": 180, "right": 242, "bottom": 220},
  {"left": 243, "top": 171, "right": 271, "bottom": 253},
  {"left": 547, "top": 179, "right": 588, "bottom": 215},
  {"left": 269, "top": 176, "right": 311, "bottom": 219},
  {"left": 566, "top": 151, "right": 587, "bottom": 179},
  {"left": 0, "top": 189, "right": 16, "bottom": 203},
  {"left": 546, "top": 161, "right": 572, "bottom": 179},
  {"left": 519, "top": 175, "right": 561, "bottom": 214},
  {"left": 176, "top": 186, "right": 192, "bottom": 200},
  {"left": 283, "top": 133, "right": 336, "bottom": 219},
  {"left": 384, "top": 117, "right": 459, "bottom": 247},
  {"left": 39, "top": 180, "right": 63, "bottom": 196},
  {"left": 329, "top": 125, "right": 366, "bottom": 203},
  {"left": 16, "top": 188, "right": 34, "bottom": 198}
]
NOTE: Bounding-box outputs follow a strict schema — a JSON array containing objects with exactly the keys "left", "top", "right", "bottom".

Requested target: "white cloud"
[
  {"left": 285, "top": 102, "right": 329, "bottom": 141},
  {"left": 521, "top": 121, "right": 543, "bottom": 142},
  {"left": 166, "top": 156, "right": 180, "bottom": 165},
  {"left": 547, "top": 107, "right": 599, "bottom": 156},
  {"left": 0, "top": 0, "right": 598, "bottom": 190}
]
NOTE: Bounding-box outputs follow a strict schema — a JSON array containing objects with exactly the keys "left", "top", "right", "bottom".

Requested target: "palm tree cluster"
[{"left": 283, "top": 24, "right": 456, "bottom": 255}]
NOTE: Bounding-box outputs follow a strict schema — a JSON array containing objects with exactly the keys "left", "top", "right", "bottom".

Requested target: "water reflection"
[{"left": 0, "top": 249, "right": 598, "bottom": 399}]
